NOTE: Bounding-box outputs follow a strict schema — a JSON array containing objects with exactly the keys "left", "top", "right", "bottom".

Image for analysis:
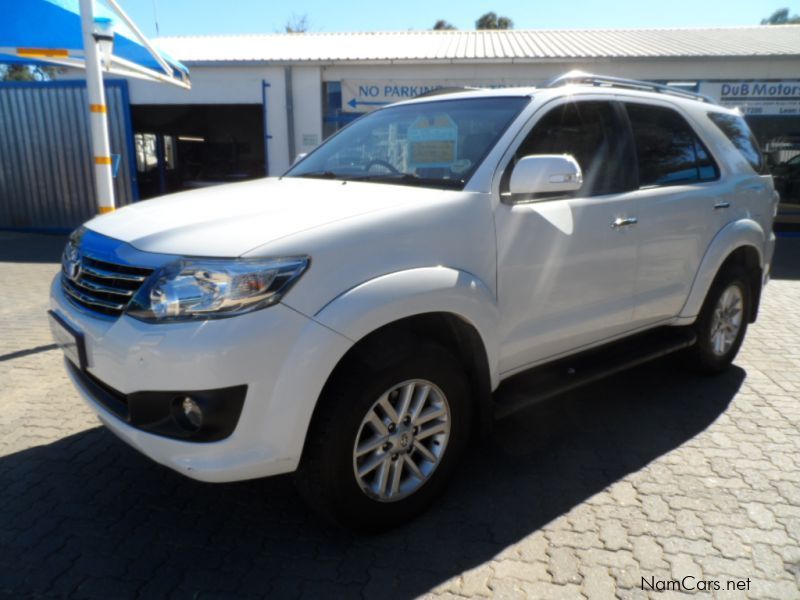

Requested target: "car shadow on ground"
[
  {"left": 771, "top": 235, "right": 800, "bottom": 280},
  {"left": 0, "top": 358, "right": 744, "bottom": 598}
]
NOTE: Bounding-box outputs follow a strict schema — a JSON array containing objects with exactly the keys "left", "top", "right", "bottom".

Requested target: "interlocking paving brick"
[
  {"left": 580, "top": 565, "right": 616, "bottom": 599},
  {"left": 547, "top": 546, "right": 582, "bottom": 584},
  {"left": 2, "top": 232, "right": 800, "bottom": 599},
  {"left": 493, "top": 559, "right": 549, "bottom": 583},
  {"left": 713, "top": 526, "right": 751, "bottom": 559},
  {"left": 457, "top": 563, "right": 494, "bottom": 597},
  {"left": 599, "top": 520, "right": 630, "bottom": 551},
  {"left": 631, "top": 536, "right": 668, "bottom": 571}
]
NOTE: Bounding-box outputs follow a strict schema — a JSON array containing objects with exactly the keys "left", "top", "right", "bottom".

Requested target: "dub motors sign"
[{"left": 699, "top": 81, "right": 800, "bottom": 116}]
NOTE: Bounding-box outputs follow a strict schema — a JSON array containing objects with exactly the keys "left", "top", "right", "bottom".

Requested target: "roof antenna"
[{"left": 152, "top": 0, "right": 161, "bottom": 37}]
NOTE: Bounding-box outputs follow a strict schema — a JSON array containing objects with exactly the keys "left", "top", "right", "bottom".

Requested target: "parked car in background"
[
  {"left": 772, "top": 153, "right": 800, "bottom": 202},
  {"left": 50, "top": 73, "right": 777, "bottom": 531}
]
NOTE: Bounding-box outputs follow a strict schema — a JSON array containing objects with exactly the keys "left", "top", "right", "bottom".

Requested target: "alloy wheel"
[
  {"left": 709, "top": 284, "right": 744, "bottom": 357},
  {"left": 352, "top": 379, "right": 451, "bottom": 502}
]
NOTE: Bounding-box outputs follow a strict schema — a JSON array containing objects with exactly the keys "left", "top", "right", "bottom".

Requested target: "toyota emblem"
[{"left": 64, "top": 251, "right": 81, "bottom": 281}]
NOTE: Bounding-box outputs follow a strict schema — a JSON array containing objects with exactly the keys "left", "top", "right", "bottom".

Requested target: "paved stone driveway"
[{"left": 1, "top": 231, "right": 799, "bottom": 599}]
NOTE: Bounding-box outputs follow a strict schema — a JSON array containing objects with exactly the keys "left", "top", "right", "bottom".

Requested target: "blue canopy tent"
[
  {"left": 0, "top": 0, "right": 190, "bottom": 86},
  {"left": 0, "top": 0, "right": 190, "bottom": 213}
]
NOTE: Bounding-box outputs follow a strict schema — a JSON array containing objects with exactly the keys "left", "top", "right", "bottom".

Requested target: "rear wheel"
[
  {"left": 294, "top": 343, "right": 471, "bottom": 531},
  {"left": 682, "top": 267, "right": 751, "bottom": 374}
]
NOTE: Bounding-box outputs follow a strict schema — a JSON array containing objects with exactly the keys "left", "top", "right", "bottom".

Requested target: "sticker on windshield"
[{"left": 407, "top": 115, "right": 458, "bottom": 169}]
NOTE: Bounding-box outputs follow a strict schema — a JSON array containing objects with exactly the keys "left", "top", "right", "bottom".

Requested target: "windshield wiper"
[
  {"left": 293, "top": 171, "right": 465, "bottom": 189},
  {"left": 350, "top": 173, "right": 465, "bottom": 189}
]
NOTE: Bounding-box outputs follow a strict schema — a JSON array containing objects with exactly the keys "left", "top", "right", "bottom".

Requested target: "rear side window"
[
  {"left": 707, "top": 112, "right": 768, "bottom": 174},
  {"left": 625, "top": 103, "right": 719, "bottom": 188}
]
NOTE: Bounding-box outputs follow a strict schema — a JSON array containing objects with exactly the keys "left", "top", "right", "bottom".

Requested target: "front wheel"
[
  {"left": 294, "top": 343, "right": 472, "bottom": 531},
  {"left": 682, "top": 267, "right": 751, "bottom": 374}
]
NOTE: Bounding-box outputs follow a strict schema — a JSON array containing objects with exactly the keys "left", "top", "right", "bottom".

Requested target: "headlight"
[{"left": 127, "top": 256, "right": 309, "bottom": 322}]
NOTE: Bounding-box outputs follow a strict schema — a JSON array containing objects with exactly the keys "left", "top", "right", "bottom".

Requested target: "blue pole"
[{"left": 262, "top": 80, "right": 272, "bottom": 176}]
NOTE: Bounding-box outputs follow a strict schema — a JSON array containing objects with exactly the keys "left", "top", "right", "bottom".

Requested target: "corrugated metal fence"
[{"left": 0, "top": 80, "right": 137, "bottom": 232}]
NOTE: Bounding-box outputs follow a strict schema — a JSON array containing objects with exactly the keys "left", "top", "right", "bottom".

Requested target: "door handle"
[
  {"left": 714, "top": 201, "right": 731, "bottom": 210},
  {"left": 612, "top": 216, "right": 638, "bottom": 228}
]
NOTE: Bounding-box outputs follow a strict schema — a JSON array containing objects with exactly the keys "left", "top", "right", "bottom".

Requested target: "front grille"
[{"left": 62, "top": 255, "right": 153, "bottom": 317}]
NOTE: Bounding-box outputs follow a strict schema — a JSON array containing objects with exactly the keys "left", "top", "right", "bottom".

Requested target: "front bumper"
[
  {"left": 63, "top": 360, "right": 247, "bottom": 442},
  {"left": 51, "top": 275, "right": 352, "bottom": 482}
]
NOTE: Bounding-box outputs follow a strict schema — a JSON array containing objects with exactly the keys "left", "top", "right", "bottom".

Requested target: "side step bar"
[{"left": 493, "top": 327, "right": 697, "bottom": 420}]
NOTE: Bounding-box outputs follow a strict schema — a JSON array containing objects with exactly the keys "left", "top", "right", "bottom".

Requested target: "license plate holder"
[{"left": 48, "top": 310, "right": 87, "bottom": 370}]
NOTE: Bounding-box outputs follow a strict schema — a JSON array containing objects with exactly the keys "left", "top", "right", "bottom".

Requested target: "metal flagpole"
[{"left": 79, "top": 0, "right": 115, "bottom": 214}]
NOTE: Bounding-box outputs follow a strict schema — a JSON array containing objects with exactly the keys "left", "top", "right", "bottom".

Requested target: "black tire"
[
  {"left": 294, "top": 342, "right": 472, "bottom": 532},
  {"left": 681, "top": 266, "right": 751, "bottom": 375}
]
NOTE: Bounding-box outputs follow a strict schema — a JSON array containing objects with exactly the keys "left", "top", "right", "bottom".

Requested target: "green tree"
[
  {"left": 761, "top": 7, "right": 800, "bottom": 24},
  {"left": 0, "top": 63, "right": 60, "bottom": 81},
  {"left": 433, "top": 20, "right": 457, "bottom": 30},
  {"left": 284, "top": 14, "right": 310, "bottom": 33},
  {"left": 475, "top": 11, "right": 513, "bottom": 30},
  {"left": 1, "top": 64, "right": 32, "bottom": 81}
]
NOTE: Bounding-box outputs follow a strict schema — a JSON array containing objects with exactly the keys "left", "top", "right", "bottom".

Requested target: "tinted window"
[
  {"left": 510, "top": 101, "right": 633, "bottom": 196},
  {"left": 626, "top": 104, "right": 719, "bottom": 187},
  {"left": 707, "top": 112, "right": 768, "bottom": 174}
]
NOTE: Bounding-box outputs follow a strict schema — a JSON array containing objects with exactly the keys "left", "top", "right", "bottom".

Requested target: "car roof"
[{"left": 392, "top": 84, "right": 743, "bottom": 119}]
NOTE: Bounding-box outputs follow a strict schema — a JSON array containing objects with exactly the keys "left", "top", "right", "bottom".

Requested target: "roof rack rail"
[{"left": 542, "top": 70, "right": 716, "bottom": 104}]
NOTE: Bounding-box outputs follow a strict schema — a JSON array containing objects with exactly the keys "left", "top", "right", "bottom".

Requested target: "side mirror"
[
  {"left": 293, "top": 152, "right": 308, "bottom": 165},
  {"left": 508, "top": 154, "right": 583, "bottom": 198}
]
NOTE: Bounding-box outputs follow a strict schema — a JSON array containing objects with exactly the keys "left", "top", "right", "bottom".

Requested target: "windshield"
[{"left": 285, "top": 97, "right": 529, "bottom": 190}]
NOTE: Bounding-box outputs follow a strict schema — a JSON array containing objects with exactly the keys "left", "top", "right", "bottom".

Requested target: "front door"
[{"left": 494, "top": 99, "right": 640, "bottom": 375}]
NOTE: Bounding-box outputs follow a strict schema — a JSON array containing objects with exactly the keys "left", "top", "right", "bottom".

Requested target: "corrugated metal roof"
[{"left": 156, "top": 25, "right": 800, "bottom": 63}]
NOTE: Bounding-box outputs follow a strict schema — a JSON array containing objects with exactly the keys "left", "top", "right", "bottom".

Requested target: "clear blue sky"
[{"left": 120, "top": 0, "right": 795, "bottom": 37}]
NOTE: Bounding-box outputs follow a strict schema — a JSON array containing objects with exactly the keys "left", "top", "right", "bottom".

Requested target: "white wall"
[
  {"left": 262, "top": 66, "right": 291, "bottom": 175},
  {"left": 60, "top": 56, "right": 799, "bottom": 179},
  {"left": 126, "top": 66, "right": 264, "bottom": 104},
  {"left": 159, "top": 58, "right": 799, "bottom": 176},
  {"left": 291, "top": 66, "right": 323, "bottom": 159}
]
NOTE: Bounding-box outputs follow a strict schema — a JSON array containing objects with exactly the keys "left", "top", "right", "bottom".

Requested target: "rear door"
[{"left": 622, "top": 101, "right": 724, "bottom": 327}]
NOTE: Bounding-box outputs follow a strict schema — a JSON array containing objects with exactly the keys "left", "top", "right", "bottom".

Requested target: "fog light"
[{"left": 180, "top": 396, "right": 203, "bottom": 430}]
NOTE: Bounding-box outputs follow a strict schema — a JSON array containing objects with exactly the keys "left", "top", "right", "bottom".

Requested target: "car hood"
[{"left": 85, "top": 177, "right": 443, "bottom": 257}]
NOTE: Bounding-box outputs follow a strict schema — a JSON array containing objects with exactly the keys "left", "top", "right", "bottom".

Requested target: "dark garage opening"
[
  {"left": 749, "top": 115, "right": 800, "bottom": 232},
  {"left": 131, "top": 104, "right": 265, "bottom": 199}
]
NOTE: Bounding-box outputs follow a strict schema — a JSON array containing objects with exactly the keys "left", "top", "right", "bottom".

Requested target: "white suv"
[{"left": 50, "top": 73, "right": 776, "bottom": 530}]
